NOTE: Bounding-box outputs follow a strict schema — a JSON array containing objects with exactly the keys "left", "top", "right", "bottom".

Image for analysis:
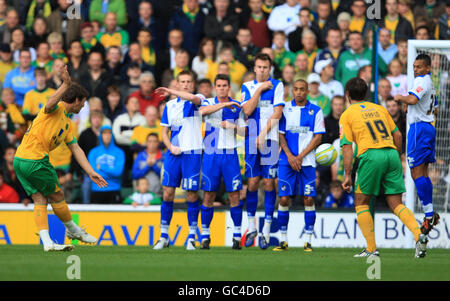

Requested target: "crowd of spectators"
[{"left": 0, "top": 0, "right": 448, "bottom": 208}]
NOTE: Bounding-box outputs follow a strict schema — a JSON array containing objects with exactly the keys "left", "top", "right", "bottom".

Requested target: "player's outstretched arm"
[
  {"left": 68, "top": 143, "right": 108, "bottom": 188},
  {"left": 155, "top": 87, "right": 203, "bottom": 105},
  {"left": 45, "top": 65, "right": 71, "bottom": 114},
  {"left": 394, "top": 94, "right": 419, "bottom": 105},
  {"left": 199, "top": 102, "right": 240, "bottom": 116}
]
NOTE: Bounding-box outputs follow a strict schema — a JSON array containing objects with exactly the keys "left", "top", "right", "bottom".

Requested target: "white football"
[{"left": 315, "top": 143, "right": 338, "bottom": 166}]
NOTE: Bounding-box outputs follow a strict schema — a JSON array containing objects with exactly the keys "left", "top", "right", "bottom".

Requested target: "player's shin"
[
  {"left": 34, "top": 203, "right": 52, "bottom": 246},
  {"left": 230, "top": 200, "right": 243, "bottom": 240},
  {"left": 51, "top": 201, "right": 79, "bottom": 233},
  {"left": 262, "top": 190, "right": 276, "bottom": 239},
  {"left": 200, "top": 205, "right": 214, "bottom": 241},
  {"left": 160, "top": 201, "right": 174, "bottom": 240},
  {"left": 187, "top": 200, "right": 200, "bottom": 240},
  {"left": 394, "top": 204, "right": 421, "bottom": 242},
  {"left": 277, "top": 205, "right": 289, "bottom": 243},
  {"left": 246, "top": 189, "right": 258, "bottom": 232},
  {"left": 304, "top": 205, "right": 316, "bottom": 244},
  {"left": 414, "top": 176, "right": 434, "bottom": 218},
  {"left": 355, "top": 204, "right": 377, "bottom": 252}
]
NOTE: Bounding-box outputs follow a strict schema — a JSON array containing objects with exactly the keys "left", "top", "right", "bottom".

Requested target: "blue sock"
[
  {"left": 187, "top": 200, "right": 200, "bottom": 240},
  {"left": 230, "top": 202, "right": 243, "bottom": 239},
  {"left": 264, "top": 190, "right": 276, "bottom": 222},
  {"left": 200, "top": 205, "right": 214, "bottom": 240},
  {"left": 246, "top": 190, "right": 258, "bottom": 218},
  {"left": 278, "top": 209, "right": 289, "bottom": 233},
  {"left": 160, "top": 201, "right": 174, "bottom": 239},
  {"left": 304, "top": 208, "right": 316, "bottom": 234},
  {"left": 414, "top": 176, "right": 434, "bottom": 218}
]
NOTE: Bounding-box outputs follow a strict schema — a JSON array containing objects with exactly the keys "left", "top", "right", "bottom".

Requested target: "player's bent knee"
[
  {"left": 228, "top": 191, "right": 240, "bottom": 207},
  {"left": 48, "top": 190, "right": 65, "bottom": 204},
  {"left": 186, "top": 191, "right": 199, "bottom": 202},
  {"left": 304, "top": 197, "right": 314, "bottom": 207},
  {"left": 263, "top": 178, "right": 275, "bottom": 191},
  {"left": 279, "top": 196, "right": 290, "bottom": 207},
  {"left": 31, "top": 192, "right": 48, "bottom": 205}
]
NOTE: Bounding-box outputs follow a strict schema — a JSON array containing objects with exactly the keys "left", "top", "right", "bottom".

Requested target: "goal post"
[{"left": 406, "top": 40, "right": 450, "bottom": 248}]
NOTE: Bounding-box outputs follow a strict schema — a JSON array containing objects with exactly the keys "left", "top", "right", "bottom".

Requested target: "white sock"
[
  {"left": 306, "top": 233, "right": 313, "bottom": 244},
  {"left": 63, "top": 221, "right": 80, "bottom": 233},
  {"left": 202, "top": 227, "right": 210, "bottom": 239},
  {"left": 189, "top": 225, "right": 197, "bottom": 237},
  {"left": 281, "top": 231, "right": 287, "bottom": 243},
  {"left": 248, "top": 216, "right": 256, "bottom": 232},
  {"left": 263, "top": 220, "right": 271, "bottom": 238},
  {"left": 160, "top": 224, "right": 169, "bottom": 238},
  {"left": 234, "top": 226, "right": 241, "bottom": 238},
  {"left": 39, "top": 230, "right": 53, "bottom": 246}
]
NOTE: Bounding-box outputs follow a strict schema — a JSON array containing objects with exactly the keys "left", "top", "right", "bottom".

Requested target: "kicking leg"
[{"left": 48, "top": 190, "right": 97, "bottom": 244}]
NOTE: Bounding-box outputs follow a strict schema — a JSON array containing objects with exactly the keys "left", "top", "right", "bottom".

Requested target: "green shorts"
[
  {"left": 355, "top": 148, "right": 405, "bottom": 196},
  {"left": 13, "top": 156, "right": 61, "bottom": 197}
]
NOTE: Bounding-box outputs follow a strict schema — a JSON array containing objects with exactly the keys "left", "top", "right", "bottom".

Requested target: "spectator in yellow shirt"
[
  {"left": 22, "top": 68, "right": 55, "bottom": 120},
  {"left": 131, "top": 105, "right": 162, "bottom": 152},
  {"left": 206, "top": 43, "right": 247, "bottom": 88}
]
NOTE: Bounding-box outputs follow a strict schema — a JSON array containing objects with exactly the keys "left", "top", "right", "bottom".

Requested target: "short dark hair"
[
  {"left": 34, "top": 67, "right": 47, "bottom": 77},
  {"left": 345, "top": 77, "right": 368, "bottom": 101},
  {"left": 330, "top": 180, "right": 343, "bottom": 189},
  {"left": 147, "top": 132, "right": 159, "bottom": 141},
  {"left": 300, "top": 7, "right": 310, "bottom": 14},
  {"left": 138, "top": 28, "right": 152, "bottom": 36},
  {"left": 214, "top": 73, "right": 230, "bottom": 85},
  {"left": 415, "top": 53, "right": 431, "bottom": 66},
  {"left": 107, "top": 85, "right": 121, "bottom": 95},
  {"left": 61, "top": 82, "right": 89, "bottom": 104},
  {"left": 293, "top": 79, "right": 308, "bottom": 87},
  {"left": 348, "top": 31, "right": 363, "bottom": 39},
  {"left": 331, "top": 95, "right": 345, "bottom": 104},
  {"left": 415, "top": 25, "right": 430, "bottom": 36},
  {"left": 198, "top": 78, "right": 212, "bottom": 86},
  {"left": 19, "top": 47, "right": 31, "bottom": 56},
  {"left": 254, "top": 52, "right": 272, "bottom": 65},
  {"left": 357, "top": 65, "right": 371, "bottom": 77}
]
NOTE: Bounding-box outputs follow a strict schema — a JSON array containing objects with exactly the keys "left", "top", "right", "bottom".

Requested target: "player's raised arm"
[
  {"left": 241, "top": 81, "right": 272, "bottom": 116},
  {"left": 45, "top": 65, "right": 71, "bottom": 113},
  {"left": 199, "top": 101, "right": 240, "bottom": 116},
  {"left": 155, "top": 87, "right": 203, "bottom": 106},
  {"left": 68, "top": 142, "right": 108, "bottom": 188}
]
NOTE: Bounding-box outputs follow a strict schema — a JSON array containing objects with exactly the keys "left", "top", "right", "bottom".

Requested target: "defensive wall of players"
[{"left": 0, "top": 204, "right": 449, "bottom": 248}]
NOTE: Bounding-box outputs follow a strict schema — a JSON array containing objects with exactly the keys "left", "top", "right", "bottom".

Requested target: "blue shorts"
[
  {"left": 201, "top": 150, "right": 242, "bottom": 192},
  {"left": 244, "top": 138, "right": 278, "bottom": 179},
  {"left": 278, "top": 165, "right": 316, "bottom": 197},
  {"left": 162, "top": 152, "right": 201, "bottom": 191},
  {"left": 407, "top": 122, "right": 436, "bottom": 168}
]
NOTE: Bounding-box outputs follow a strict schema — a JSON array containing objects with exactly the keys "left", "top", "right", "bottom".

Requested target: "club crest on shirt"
[
  {"left": 416, "top": 86, "right": 423, "bottom": 93},
  {"left": 309, "top": 109, "right": 314, "bottom": 115}
]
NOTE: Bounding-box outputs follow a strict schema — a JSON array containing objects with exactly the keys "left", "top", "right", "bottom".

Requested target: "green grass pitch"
[{"left": 1, "top": 245, "right": 449, "bottom": 281}]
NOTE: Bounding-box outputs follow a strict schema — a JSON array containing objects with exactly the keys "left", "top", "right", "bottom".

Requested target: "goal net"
[{"left": 406, "top": 40, "right": 450, "bottom": 220}]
